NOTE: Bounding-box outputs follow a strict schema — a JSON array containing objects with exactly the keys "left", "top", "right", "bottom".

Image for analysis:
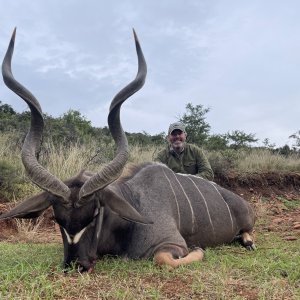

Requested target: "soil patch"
[{"left": 215, "top": 171, "right": 300, "bottom": 199}]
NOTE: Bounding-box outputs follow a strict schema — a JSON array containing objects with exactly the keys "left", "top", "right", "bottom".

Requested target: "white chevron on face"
[{"left": 63, "top": 226, "right": 88, "bottom": 245}]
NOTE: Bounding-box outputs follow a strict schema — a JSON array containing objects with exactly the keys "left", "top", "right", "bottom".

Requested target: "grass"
[
  {"left": 0, "top": 220, "right": 299, "bottom": 299},
  {"left": 0, "top": 243, "right": 62, "bottom": 299},
  {"left": 1, "top": 133, "right": 300, "bottom": 204},
  {"left": 206, "top": 148, "right": 300, "bottom": 175},
  {"left": 0, "top": 134, "right": 300, "bottom": 298},
  {"left": 276, "top": 196, "right": 300, "bottom": 210},
  {"left": 129, "top": 144, "right": 158, "bottom": 164},
  {"left": 234, "top": 149, "right": 300, "bottom": 174}
]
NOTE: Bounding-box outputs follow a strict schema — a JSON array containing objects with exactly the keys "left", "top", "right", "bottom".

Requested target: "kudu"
[{"left": 0, "top": 29, "right": 255, "bottom": 272}]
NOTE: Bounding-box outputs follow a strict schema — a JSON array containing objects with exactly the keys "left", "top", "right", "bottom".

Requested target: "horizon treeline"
[
  {"left": 0, "top": 101, "right": 299, "bottom": 155},
  {"left": 1, "top": 101, "right": 300, "bottom": 202}
]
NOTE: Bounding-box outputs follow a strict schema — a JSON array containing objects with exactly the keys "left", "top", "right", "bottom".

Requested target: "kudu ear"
[
  {"left": 0, "top": 192, "right": 51, "bottom": 220},
  {"left": 100, "top": 188, "right": 152, "bottom": 225}
]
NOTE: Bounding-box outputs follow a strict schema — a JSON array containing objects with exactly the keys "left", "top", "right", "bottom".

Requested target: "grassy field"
[
  {"left": 0, "top": 197, "right": 299, "bottom": 300},
  {"left": 1, "top": 135, "right": 300, "bottom": 299}
]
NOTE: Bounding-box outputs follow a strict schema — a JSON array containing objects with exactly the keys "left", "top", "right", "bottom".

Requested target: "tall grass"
[
  {"left": 39, "top": 142, "right": 159, "bottom": 179},
  {"left": 0, "top": 132, "right": 24, "bottom": 173},
  {"left": 235, "top": 149, "right": 300, "bottom": 173},
  {"left": 39, "top": 140, "right": 101, "bottom": 179},
  {"left": 1, "top": 132, "right": 300, "bottom": 202},
  {"left": 206, "top": 148, "right": 300, "bottom": 175},
  {"left": 129, "top": 144, "right": 158, "bottom": 164}
]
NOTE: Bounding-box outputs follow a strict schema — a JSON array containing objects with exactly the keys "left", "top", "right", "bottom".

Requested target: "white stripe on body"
[
  {"left": 177, "top": 172, "right": 234, "bottom": 234},
  {"left": 161, "top": 167, "right": 181, "bottom": 230},
  {"left": 186, "top": 176, "right": 216, "bottom": 238},
  {"left": 171, "top": 173, "right": 196, "bottom": 233},
  {"left": 209, "top": 181, "right": 234, "bottom": 234}
]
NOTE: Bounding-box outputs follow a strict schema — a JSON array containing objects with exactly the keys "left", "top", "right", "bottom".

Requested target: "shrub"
[{"left": 0, "top": 160, "right": 22, "bottom": 201}]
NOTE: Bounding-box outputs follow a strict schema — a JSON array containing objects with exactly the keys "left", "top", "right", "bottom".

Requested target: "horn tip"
[
  {"left": 12, "top": 27, "right": 17, "bottom": 41},
  {"left": 132, "top": 28, "right": 138, "bottom": 42}
]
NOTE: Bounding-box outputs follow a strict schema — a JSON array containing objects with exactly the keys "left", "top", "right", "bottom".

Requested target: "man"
[{"left": 155, "top": 122, "right": 214, "bottom": 180}]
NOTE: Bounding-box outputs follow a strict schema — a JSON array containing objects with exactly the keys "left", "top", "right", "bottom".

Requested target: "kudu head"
[{"left": 0, "top": 28, "right": 149, "bottom": 272}]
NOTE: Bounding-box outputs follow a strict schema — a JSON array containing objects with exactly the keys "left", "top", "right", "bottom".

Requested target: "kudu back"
[{"left": 0, "top": 29, "right": 255, "bottom": 271}]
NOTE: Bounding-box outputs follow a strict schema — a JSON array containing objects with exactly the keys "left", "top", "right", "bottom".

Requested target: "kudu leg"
[
  {"left": 233, "top": 231, "right": 256, "bottom": 250},
  {"left": 154, "top": 248, "right": 204, "bottom": 269},
  {"left": 241, "top": 232, "right": 256, "bottom": 250}
]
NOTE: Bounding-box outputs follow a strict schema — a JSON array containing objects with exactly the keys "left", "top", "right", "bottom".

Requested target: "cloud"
[{"left": 0, "top": 1, "right": 299, "bottom": 147}]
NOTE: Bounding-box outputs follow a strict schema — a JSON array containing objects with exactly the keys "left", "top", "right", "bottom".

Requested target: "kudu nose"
[
  {"left": 63, "top": 260, "right": 93, "bottom": 273},
  {"left": 76, "top": 259, "right": 96, "bottom": 273}
]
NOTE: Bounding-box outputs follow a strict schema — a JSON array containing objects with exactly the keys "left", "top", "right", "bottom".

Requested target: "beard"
[
  {"left": 171, "top": 139, "right": 184, "bottom": 151},
  {"left": 168, "top": 132, "right": 186, "bottom": 153}
]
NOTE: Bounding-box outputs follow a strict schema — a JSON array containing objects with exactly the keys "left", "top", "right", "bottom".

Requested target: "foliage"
[
  {"left": 275, "top": 144, "right": 300, "bottom": 157},
  {"left": 226, "top": 130, "right": 258, "bottom": 149},
  {"left": 127, "top": 131, "right": 165, "bottom": 146},
  {"left": 205, "top": 134, "right": 229, "bottom": 151},
  {"left": 0, "top": 102, "right": 166, "bottom": 149},
  {"left": 1, "top": 133, "right": 299, "bottom": 203},
  {"left": 42, "top": 110, "right": 103, "bottom": 146},
  {"left": 0, "top": 160, "right": 22, "bottom": 201},
  {"left": 206, "top": 149, "right": 239, "bottom": 175},
  {"left": 179, "top": 102, "right": 211, "bottom": 145},
  {"left": 0, "top": 101, "right": 299, "bottom": 173},
  {"left": 0, "top": 101, "right": 16, "bottom": 115},
  {"left": 1, "top": 101, "right": 299, "bottom": 154},
  {"left": 262, "top": 138, "right": 276, "bottom": 149},
  {"left": 289, "top": 130, "right": 300, "bottom": 149}
]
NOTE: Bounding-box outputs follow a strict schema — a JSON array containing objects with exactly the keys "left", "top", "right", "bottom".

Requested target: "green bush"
[
  {"left": 206, "top": 149, "right": 239, "bottom": 176},
  {"left": 0, "top": 160, "right": 23, "bottom": 201}
]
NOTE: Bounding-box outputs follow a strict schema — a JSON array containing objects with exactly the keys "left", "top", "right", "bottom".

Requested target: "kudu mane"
[{"left": 116, "top": 162, "right": 154, "bottom": 184}]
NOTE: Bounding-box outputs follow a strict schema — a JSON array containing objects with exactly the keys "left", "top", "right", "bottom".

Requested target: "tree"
[
  {"left": 262, "top": 138, "right": 275, "bottom": 149},
  {"left": 0, "top": 102, "right": 31, "bottom": 141},
  {"left": 37, "top": 109, "right": 98, "bottom": 146},
  {"left": 277, "top": 144, "right": 292, "bottom": 156},
  {"left": 0, "top": 101, "right": 16, "bottom": 115},
  {"left": 179, "top": 103, "right": 210, "bottom": 145},
  {"left": 289, "top": 131, "right": 300, "bottom": 149},
  {"left": 126, "top": 131, "right": 165, "bottom": 146},
  {"left": 56, "top": 110, "right": 93, "bottom": 144},
  {"left": 226, "top": 130, "right": 258, "bottom": 149},
  {"left": 205, "top": 134, "right": 229, "bottom": 151}
]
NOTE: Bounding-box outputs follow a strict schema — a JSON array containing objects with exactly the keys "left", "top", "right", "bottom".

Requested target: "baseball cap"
[{"left": 168, "top": 122, "right": 186, "bottom": 135}]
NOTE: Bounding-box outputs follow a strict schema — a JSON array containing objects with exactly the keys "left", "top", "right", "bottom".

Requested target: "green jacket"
[{"left": 155, "top": 143, "right": 214, "bottom": 180}]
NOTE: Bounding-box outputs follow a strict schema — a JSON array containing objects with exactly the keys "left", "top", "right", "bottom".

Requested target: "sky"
[{"left": 0, "top": 0, "right": 299, "bottom": 147}]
